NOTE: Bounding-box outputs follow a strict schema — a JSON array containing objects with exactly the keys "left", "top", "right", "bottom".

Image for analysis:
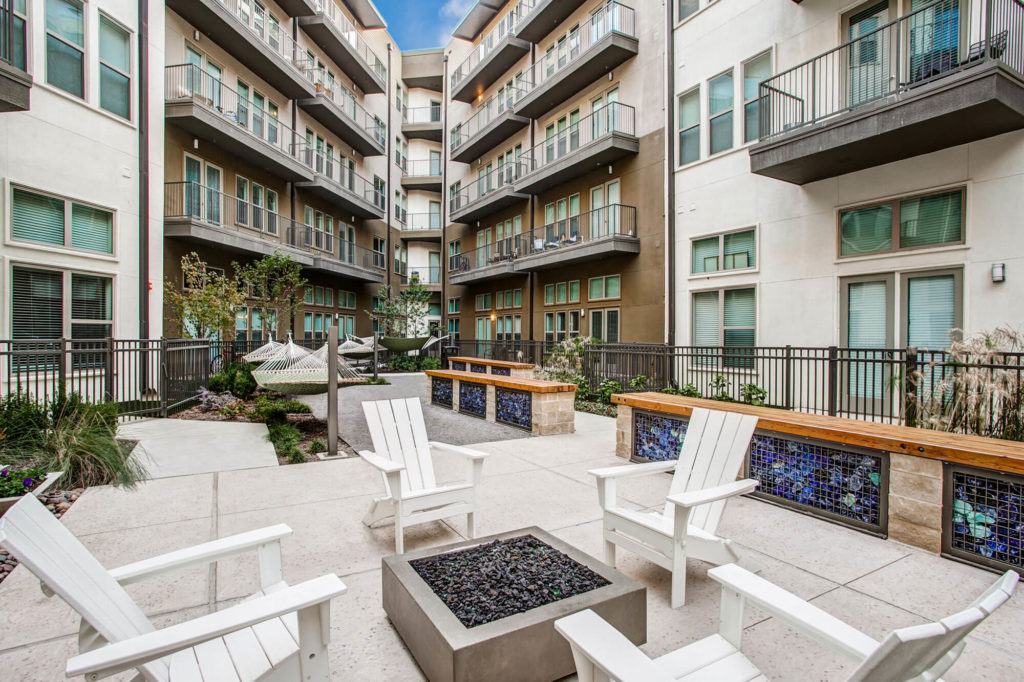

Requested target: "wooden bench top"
[
  {"left": 613, "top": 392, "right": 1024, "bottom": 475},
  {"left": 427, "top": 370, "right": 576, "bottom": 393},
  {"left": 448, "top": 357, "right": 536, "bottom": 369}
]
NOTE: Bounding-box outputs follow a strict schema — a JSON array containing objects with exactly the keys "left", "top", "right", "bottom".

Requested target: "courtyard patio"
[{"left": 1, "top": 405, "right": 1022, "bottom": 680}]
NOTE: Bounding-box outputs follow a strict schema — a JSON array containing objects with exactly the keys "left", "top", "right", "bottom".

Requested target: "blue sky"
[{"left": 373, "top": 0, "right": 474, "bottom": 51}]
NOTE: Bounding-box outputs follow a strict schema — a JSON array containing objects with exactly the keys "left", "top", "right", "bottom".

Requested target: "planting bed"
[
  {"left": 410, "top": 535, "right": 609, "bottom": 628},
  {"left": 0, "top": 489, "right": 82, "bottom": 586}
]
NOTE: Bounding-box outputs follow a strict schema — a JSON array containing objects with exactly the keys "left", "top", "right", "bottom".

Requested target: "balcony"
[
  {"left": 275, "top": 0, "right": 318, "bottom": 17},
  {"left": 400, "top": 213, "right": 443, "bottom": 241},
  {"left": 165, "top": 0, "right": 316, "bottom": 99},
  {"left": 450, "top": 88, "right": 530, "bottom": 164},
  {"left": 449, "top": 165, "right": 529, "bottom": 224},
  {"left": 402, "top": 105, "right": 444, "bottom": 141},
  {"left": 450, "top": 12, "right": 530, "bottom": 103},
  {"left": 165, "top": 66, "right": 312, "bottom": 183},
  {"left": 401, "top": 49, "right": 444, "bottom": 91},
  {"left": 515, "top": 0, "right": 588, "bottom": 43},
  {"left": 403, "top": 266, "right": 443, "bottom": 291},
  {"left": 163, "top": 182, "right": 383, "bottom": 282},
  {"left": 401, "top": 159, "right": 444, "bottom": 192},
  {"left": 295, "top": 150, "right": 385, "bottom": 219},
  {"left": 514, "top": 2, "right": 638, "bottom": 119},
  {"left": 298, "top": 80, "right": 385, "bottom": 156},
  {"left": 515, "top": 102, "right": 638, "bottom": 194},
  {"left": 298, "top": 1, "right": 387, "bottom": 94},
  {"left": 0, "top": 2, "right": 30, "bottom": 112},
  {"left": 750, "top": 0, "right": 1024, "bottom": 185},
  {"left": 448, "top": 241, "right": 519, "bottom": 285}
]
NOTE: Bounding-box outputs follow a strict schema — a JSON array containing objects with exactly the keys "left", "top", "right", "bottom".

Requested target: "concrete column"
[
  {"left": 616, "top": 405, "right": 634, "bottom": 460},
  {"left": 532, "top": 391, "right": 576, "bottom": 435},
  {"left": 452, "top": 379, "right": 460, "bottom": 412},
  {"left": 485, "top": 384, "right": 497, "bottom": 422},
  {"left": 887, "top": 452, "right": 943, "bottom": 552}
]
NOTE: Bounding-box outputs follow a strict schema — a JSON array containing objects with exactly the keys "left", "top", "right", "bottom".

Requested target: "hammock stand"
[{"left": 252, "top": 341, "right": 367, "bottom": 395}]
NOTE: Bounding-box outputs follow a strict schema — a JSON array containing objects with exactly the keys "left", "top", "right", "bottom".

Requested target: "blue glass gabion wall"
[
  {"left": 748, "top": 434, "right": 885, "bottom": 530},
  {"left": 451, "top": 361, "right": 467, "bottom": 372},
  {"left": 491, "top": 366, "right": 511, "bottom": 376},
  {"left": 459, "top": 381, "right": 487, "bottom": 418},
  {"left": 496, "top": 387, "right": 532, "bottom": 430},
  {"left": 471, "top": 363, "right": 488, "bottom": 374},
  {"left": 633, "top": 411, "right": 688, "bottom": 462},
  {"left": 432, "top": 377, "right": 453, "bottom": 407},
  {"left": 948, "top": 467, "right": 1024, "bottom": 570}
]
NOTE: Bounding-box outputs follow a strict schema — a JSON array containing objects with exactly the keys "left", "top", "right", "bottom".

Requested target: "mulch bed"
[
  {"left": 0, "top": 489, "right": 82, "bottom": 587},
  {"left": 575, "top": 400, "right": 618, "bottom": 418},
  {"left": 410, "top": 535, "right": 610, "bottom": 628}
]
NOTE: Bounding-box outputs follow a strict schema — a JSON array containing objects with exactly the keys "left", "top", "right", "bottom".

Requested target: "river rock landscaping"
[{"left": 0, "top": 488, "right": 82, "bottom": 586}]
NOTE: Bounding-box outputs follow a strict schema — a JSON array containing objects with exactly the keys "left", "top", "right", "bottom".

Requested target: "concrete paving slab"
[{"left": 120, "top": 419, "right": 277, "bottom": 479}]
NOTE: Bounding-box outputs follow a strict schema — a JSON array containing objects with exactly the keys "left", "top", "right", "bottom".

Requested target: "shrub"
[
  {"left": 50, "top": 392, "right": 118, "bottom": 430},
  {"left": 0, "top": 466, "right": 48, "bottom": 498},
  {"left": 30, "top": 409, "right": 146, "bottom": 489},
  {"left": 419, "top": 356, "right": 442, "bottom": 371},
  {"left": 709, "top": 375, "right": 732, "bottom": 401},
  {"left": 537, "top": 337, "right": 599, "bottom": 384},
  {"left": 198, "top": 389, "right": 238, "bottom": 412},
  {"left": 628, "top": 375, "right": 649, "bottom": 392},
  {"left": 662, "top": 383, "right": 700, "bottom": 398},
  {"left": 0, "top": 394, "right": 49, "bottom": 450},
  {"left": 741, "top": 383, "right": 767, "bottom": 407},
  {"left": 267, "top": 423, "right": 304, "bottom": 463},
  {"left": 597, "top": 379, "right": 622, "bottom": 405},
  {"left": 253, "top": 396, "right": 310, "bottom": 426},
  {"left": 387, "top": 354, "right": 418, "bottom": 372},
  {"left": 208, "top": 362, "right": 257, "bottom": 400},
  {"left": 307, "top": 439, "right": 326, "bottom": 455}
]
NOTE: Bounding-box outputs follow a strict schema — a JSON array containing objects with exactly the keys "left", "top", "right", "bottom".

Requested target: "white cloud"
[{"left": 437, "top": 0, "right": 475, "bottom": 45}]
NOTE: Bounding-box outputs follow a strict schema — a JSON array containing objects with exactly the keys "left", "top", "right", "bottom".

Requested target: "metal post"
[
  {"left": 327, "top": 324, "right": 338, "bottom": 458},
  {"left": 827, "top": 345, "right": 838, "bottom": 417},
  {"left": 783, "top": 344, "right": 793, "bottom": 410},
  {"left": 903, "top": 346, "right": 919, "bottom": 428},
  {"left": 104, "top": 337, "right": 115, "bottom": 402},
  {"left": 373, "top": 330, "right": 379, "bottom": 382},
  {"left": 159, "top": 338, "right": 169, "bottom": 418}
]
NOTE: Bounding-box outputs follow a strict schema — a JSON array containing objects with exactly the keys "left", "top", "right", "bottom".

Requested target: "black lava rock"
[{"left": 409, "top": 535, "right": 610, "bottom": 628}]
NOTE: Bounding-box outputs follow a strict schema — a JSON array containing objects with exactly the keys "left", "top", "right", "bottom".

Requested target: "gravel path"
[{"left": 301, "top": 374, "right": 533, "bottom": 452}]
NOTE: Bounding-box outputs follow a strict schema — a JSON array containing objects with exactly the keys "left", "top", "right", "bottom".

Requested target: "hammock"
[
  {"left": 243, "top": 340, "right": 283, "bottom": 364},
  {"left": 339, "top": 337, "right": 379, "bottom": 360},
  {"left": 252, "top": 341, "right": 366, "bottom": 395},
  {"left": 380, "top": 336, "right": 433, "bottom": 352}
]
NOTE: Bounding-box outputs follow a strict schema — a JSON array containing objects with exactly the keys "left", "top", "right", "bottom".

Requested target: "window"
[
  {"left": 11, "top": 266, "right": 112, "bottom": 340},
  {"left": 448, "top": 318, "right": 461, "bottom": 341},
  {"left": 448, "top": 298, "right": 461, "bottom": 314},
  {"left": 372, "top": 236, "right": 386, "bottom": 269},
  {"left": 692, "top": 229, "right": 756, "bottom": 274},
  {"left": 46, "top": 0, "right": 85, "bottom": 97},
  {"left": 373, "top": 176, "right": 386, "bottom": 210},
  {"left": 839, "top": 188, "right": 964, "bottom": 256},
  {"left": 339, "top": 290, "right": 356, "bottom": 309},
  {"left": 339, "top": 315, "right": 355, "bottom": 337},
  {"left": 304, "top": 286, "right": 313, "bottom": 304},
  {"left": 743, "top": 53, "right": 770, "bottom": 142},
  {"left": 589, "top": 308, "right": 619, "bottom": 343},
  {"left": 588, "top": 275, "right": 621, "bottom": 301},
  {"left": 9, "top": 0, "right": 27, "bottom": 71},
  {"left": 314, "top": 286, "right": 324, "bottom": 306},
  {"left": 692, "top": 288, "right": 755, "bottom": 366},
  {"left": 11, "top": 187, "right": 114, "bottom": 255},
  {"left": 709, "top": 71, "right": 734, "bottom": 154},
  {"left": 902, "top": 269, "right": 962, "bottom": 349},
  {"left": 678, "top": 0, "right": 699, "bottom": 21},
  {"left": 678, "top": 88, "right": 699, "bottom": 165},
  {"left": 99, "top": 15, "right": 131, "bottom": 119},
  {"left": 475, "top": 293, "right": 492, "bottom": 311},
  {"left": 394, "top": 245, "right": 407, "bottom": 275},
  {"left": 544, "top": 311, "right": 576, "bottom": 343}
]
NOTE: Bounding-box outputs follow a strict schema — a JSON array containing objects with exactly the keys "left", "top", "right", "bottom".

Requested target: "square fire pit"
[{"left": 382, "top": 527, "right": 646, "bottom": 682}]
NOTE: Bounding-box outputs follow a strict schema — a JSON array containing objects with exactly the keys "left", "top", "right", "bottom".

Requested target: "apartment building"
[
  {"left": 0, "top": 0, "right": 165, "bottom": 340},
  {"left": 671, "top": 0, "right": 1024, "bottom": 369},
  {"left": 443, "top": 0, "right": 668, "bottom": 347},
  {"left": 161, "top": 0, "right": 397, "bottom": 343}
]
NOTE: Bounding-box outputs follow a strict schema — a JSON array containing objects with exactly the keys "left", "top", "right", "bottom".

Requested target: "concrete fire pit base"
[{"left": 382, "top": 527, "right": 646, "bottom": 682}]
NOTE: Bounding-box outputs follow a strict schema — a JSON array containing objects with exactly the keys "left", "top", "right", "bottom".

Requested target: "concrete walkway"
[
  {"left": 2, "top": 411, "right": 1022, "bottom": 680},
  {"left": 119, "top": 419, "right": 278, "bottom": 479}
]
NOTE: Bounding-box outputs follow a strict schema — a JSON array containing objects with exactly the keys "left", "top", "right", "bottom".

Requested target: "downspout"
[
  {"left": 665, "top": 0, "right": 676, "bottom": 346},
  {"left": 527, "top": 41, "right": 536, "bottom": 342},
  {"left": 441, "top": 53, "right": 449, "bottom": 336},
  {"left": 138, "top": 0, "right": 150, "bottom": 337},
  {"left": 386, "top": 43, "right": 393, "bottom": 291},
  {"left": 290, "top": 17, "right": 299, "bottom": 337}
]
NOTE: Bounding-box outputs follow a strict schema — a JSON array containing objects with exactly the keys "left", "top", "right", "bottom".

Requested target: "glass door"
[
  {"left": 842, "top": 276, "right": 893, "bottom": 412},
  {"left": 205, "top": 165, "right": 222, "bottom": 224},
  {"left": 185, "top": 46, "right": 202, "bottom": 95},
  {"left": 606, "top": 179, "right": 620, "bottom": 235},
  {"left": 590, "top": 185, "right": 605, "bottom": 238},
  {"left": 845, "top": 1, "right": 892, "bottom": 108},
  {"left": 184, "top": 155, "right": 202, "bottom": 218}
]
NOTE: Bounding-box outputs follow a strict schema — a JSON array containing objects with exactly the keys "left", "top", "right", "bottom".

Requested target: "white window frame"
[
  {"left": 7, "top": 184, "right": 118, "bottom": 259},
  {"left": 689, "top": 226, "right": 759, "bottom": 278},
  {"left": 97, "top": 12, "right": 133, "bottom": 121}
]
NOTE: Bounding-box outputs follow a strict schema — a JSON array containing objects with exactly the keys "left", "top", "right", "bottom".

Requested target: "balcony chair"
[
  {"left": 556, "top": 564, "right": 1018, "bottom": 682},
  {"left": 359, "top": 398, "right": 488, "bottom": 553},
  {"left": 0, "top": 494, "right": 347, "bottom": 681},
  {"left": 590, "top": 407, "right": 759, "bottom": 607}
]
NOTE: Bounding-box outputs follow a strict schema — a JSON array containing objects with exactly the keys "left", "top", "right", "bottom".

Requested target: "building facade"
[{"left": 442, "top": 0, "right": 669, "bottom": 347}]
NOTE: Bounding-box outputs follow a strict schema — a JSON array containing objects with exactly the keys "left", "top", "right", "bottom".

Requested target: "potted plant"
[{"left": 0, "top": 466, "right": 64, "bottom": 516}]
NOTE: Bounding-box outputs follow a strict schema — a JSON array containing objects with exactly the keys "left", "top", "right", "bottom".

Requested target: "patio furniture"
[
  {"left": 0, "top": 493, "right": 347, "bottom": 682},
  {"left": 555, "top": 563, "right": 1019, "bottom": 682},
  {"left": 590, "top": 407, "right": 759, "bottom": 607},
  {"left": 359, "top": 398, "right": 489, "bottom": 553}
]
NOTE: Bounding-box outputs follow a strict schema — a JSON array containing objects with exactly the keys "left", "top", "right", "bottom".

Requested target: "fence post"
[
  {"left": 57, "top": 337, "right": 68, "bottom": 396},
  {"left": 159, "top": 338, "right": 169, "bottom": 418},
  {"left": 827, "top": 345, "right": 838, "bottom": 417},
  {"left": 783, "top": 345, "right": 793, "bottom": 410},
  {"left": 903, "top": 346, "right": 919, "bottom": 428},
  {"left": 104, "top": 337, "right": 115, "bottom": 403},
  {"left": 662, "top": 344, "right": 671, "bottom": 390}
]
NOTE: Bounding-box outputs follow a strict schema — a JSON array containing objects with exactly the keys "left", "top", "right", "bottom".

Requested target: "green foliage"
[
  {"left": 267, "top": 423, "right": 304, "bottom": 463},
  {"left": 0, "top": 394, "right": 49, "bottom": 450},
  {"left": 662, "top": 384, "right": 700, "bottom": 398},
  {"left": 598, "top": 379, "right": 623, "bottom": 405},
  {"left": 218, "top": 401, "right": 249, "bottom": 419},
  {"left": 234, "top": 253, "right": 308, "bottom": 339},
  {"left": 364, "top": 378, "right": 390, "bottom": 385},
  {"left": 368, "top": 284, "right": 432, "bottom": 338},
  {"left": 628, "top": 375, "right": 649, "bottom": 392},
  {"left": 253, "top": 395, "right": 311, "bottom": 426},
  {"left": 29, "top": 409, "right": 146, "bottom": 489},
  {"left": 538, "top": 337, "right": 599, "bottom": 384},
  {"left": 50, "top": 392, "right": 118, "bottom": 430},
  {"left": 741, "top": 383, "right": 768, "bottom": 406},
  {"left": 0, "top": 467, "right": 48, "bottom": 497},
  {"left": 709, "top": 374, "right": 732, "bottom": 401},
  {"left": 419, "top": 356, "right": 442, "bottom": 371},
  {"left": 307, "top": 439, "right": 327, "bottom": 455},
  {"left": 208, "top": 362, "right": 258, "bottom": 400},
  {"left": 165, "top": 252, "right": 246, "bottom": 339},
  {"left": 387, "top": 354, "right": 419, "bottom": 372},
  {"left": 574, "top": 399, "right": 617, "bottom": 418}
]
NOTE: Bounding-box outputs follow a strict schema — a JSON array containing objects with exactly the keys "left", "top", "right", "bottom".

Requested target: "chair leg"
[
  {"left": 671, "top": 549, "right": 687, "bottom": 609},
  {"left": 394, "top": 515, "right": 404, "bottom": 554},
  {"left": 604, "top": 539, "right": 616, "bottom": 566},
  {"left": 467, "top": 511, "right": 476, "bottom": 539}
]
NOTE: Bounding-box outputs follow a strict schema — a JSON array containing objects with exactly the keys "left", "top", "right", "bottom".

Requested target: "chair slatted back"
[
  {"left": 847, "top": 570, "right": 1017, "bottom": 682},
  {"left": 362, "top": 398, "right": 437, "bottom": 495},
  {"left": 0, "top": 494, "right": 168, "bottom": 682},
  {"left": 664, "top": 408, "right": 758, "bottom": 534}
]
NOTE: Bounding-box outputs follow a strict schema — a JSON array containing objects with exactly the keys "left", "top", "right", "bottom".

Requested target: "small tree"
[
  {"left": 367, "top": 284, "right": 432, "bottom": 338},
  {"left": 234, "top": 253, "right": 308, "bottom": 340},
  {"left": 165, "top": 253, "right": 246, "bottom": 340}
]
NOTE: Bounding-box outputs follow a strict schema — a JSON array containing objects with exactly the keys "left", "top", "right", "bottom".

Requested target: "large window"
[
  {"left": 544, "top": 281, "right": 579, "bottom": 305},
  {"left": 692, "top": 287, "right": 755, "bottom": 365},
  {"left": 709, "top": 70, "right": 734, "bottom": 154},
  {"left": 840, "top": 188, "right": 964, "bottom": 256},
  {"left": 11, "top": 187, "right": 114, "bottom": 255},
  {"left": 10, "top": 0, "right": 27, "bottom": 71},
  {"left": 589, "top": 308, "right": 619, "bottom": 343},
  {"left": 691, "top": 228, "right": 756, "bottom": 274},
  {"left": 678, "top": 88, "right": 700, "bottom": 165},
  {"left": 544, "top": 311, "right": 580, "bottom": 343},
  {"left": 98, "top": 15, "right": 131, "bottom": 119},
  {"left": 11, "top": 266, "right": 112, "bottom": 339},
  {"left": 588, "top": 275, "right": 620, "bottom": 301},
  {"left": 743, "top": 53, "right": 771, "bottom": 142},
  {"left": 46, "top": 0, "right": 85, "bottom": 97}
]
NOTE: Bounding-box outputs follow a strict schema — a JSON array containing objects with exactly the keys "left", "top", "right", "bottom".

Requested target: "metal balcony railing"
[
  {"left": 450, "top": 5, "right": 525, "bottom": 90},
  {"left": 303, "top": 148, "right": 383, "bottom": 209},
  {"left": 406, "top": 266, "right": 442, "bottom": 285},
  {"left": 449, "top": 86, "right": 527, "bottom": 152},
  {"left": 166, "top": 65, "right": 308, "bottom": 162},
  {"left": 404, "top": 213, "right": 444, "bottom": 231},
  {"left": 222, "top": 0, "right": 315, "bottom": 81},
  {"left": 404, "top": 159, "right": 443, "bottom": 177},
  {"left": 449, "top": 204, "right": 637, "bottom": 275},
  {"left": 518, "top": 102, "right": 636, "bottom": 176},
  {"left": 0, "top": 0, "right": 17, "bottom": 67},
  {"left": 758, "top": 0, "right": 1024, "bottom": 140},
  {"left": 309, "top": 68, "right": 386, "bottom": 143},
  {"left": 519, "top": 2, "right": 636, "bottom": 95},
  {"left": 449, "top": 162, "right": 524, "bottom": 214},
  {"left": 312, "top": 0, "right": 387, "bottom": 83},
  {"left": 403, "top": 104, "right": 443, "bottom": 124}
]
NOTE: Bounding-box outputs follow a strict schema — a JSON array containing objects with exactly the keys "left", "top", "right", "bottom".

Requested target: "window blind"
[
  {"left": 846, "top": 280, "right": 888, "bottom": 399},
  {"left": 13, "top": 188, "right": 64, "bottom": 246},
  {"left": 71, "top": 203, "right": 113, "bottom": 253},
  {"left": 841, "top": 204, "right": 892, "bottom": 255},
  {"left": 899, "top": 191, "right": 962, "bottom": 248},
  {"left": 12, "top": 267, "right": 63, "bottom": 339},
  {"left": 604, "top": 310, "right": 619, "bottom": 343},
  {"left": 70, "top": 274, "right": 112, "bottom": 339},
  {"left": 692, "top": 291, "right": 719, "bottom": 346},
  {"left": 723, "top": 288, "right": 755, "bottom": 352},
  {"left": 907, "top": 274, "right": 955, "bottom": 350},
  {"left": 605, "top": 276, "right": 620, "bottom": 298},
  {"left": 692, "top": 237, "right": 719, "bottom": 273},
  {"left": 724, "top": 230, "right": 755, "bottom": 270}
]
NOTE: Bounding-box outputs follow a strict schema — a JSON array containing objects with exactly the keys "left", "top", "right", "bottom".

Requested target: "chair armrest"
[
  {"left": 554, "top": 610, "right": 673, "bottom": 682},
  {"left": 358, "top": 450, "right": 405, "bottom": 474},
  {"left": 430, "top": 441, "right": 489, "bottom": 460},
  {"left": 66, "top": 574, "right": 347, "bottom": 679},
  {"left": 589, "top": 460, "right": 676, "bottom": 481},
  {"left": 666, "top": 479, "right": 759, "bottom": 509},
  {"left": 108, "top": 525, "right": 293, "bottom": 585},
  {"left": 708, "top": 564, "right": 878, "bottom": 661}
]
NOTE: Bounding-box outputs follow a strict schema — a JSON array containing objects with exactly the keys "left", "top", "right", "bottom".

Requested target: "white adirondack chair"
[
  {"left": 0, "top": 493, "right": 347, "bottom": 682},
  {"left": 590, "top": 407, "right": 759, "bottom": 607},
  {"left": 360, "top": 398, "right": 488, "bottom": 553},
  {"left": 556, "top": 563, "right": 1019, "bottom": 682}
]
